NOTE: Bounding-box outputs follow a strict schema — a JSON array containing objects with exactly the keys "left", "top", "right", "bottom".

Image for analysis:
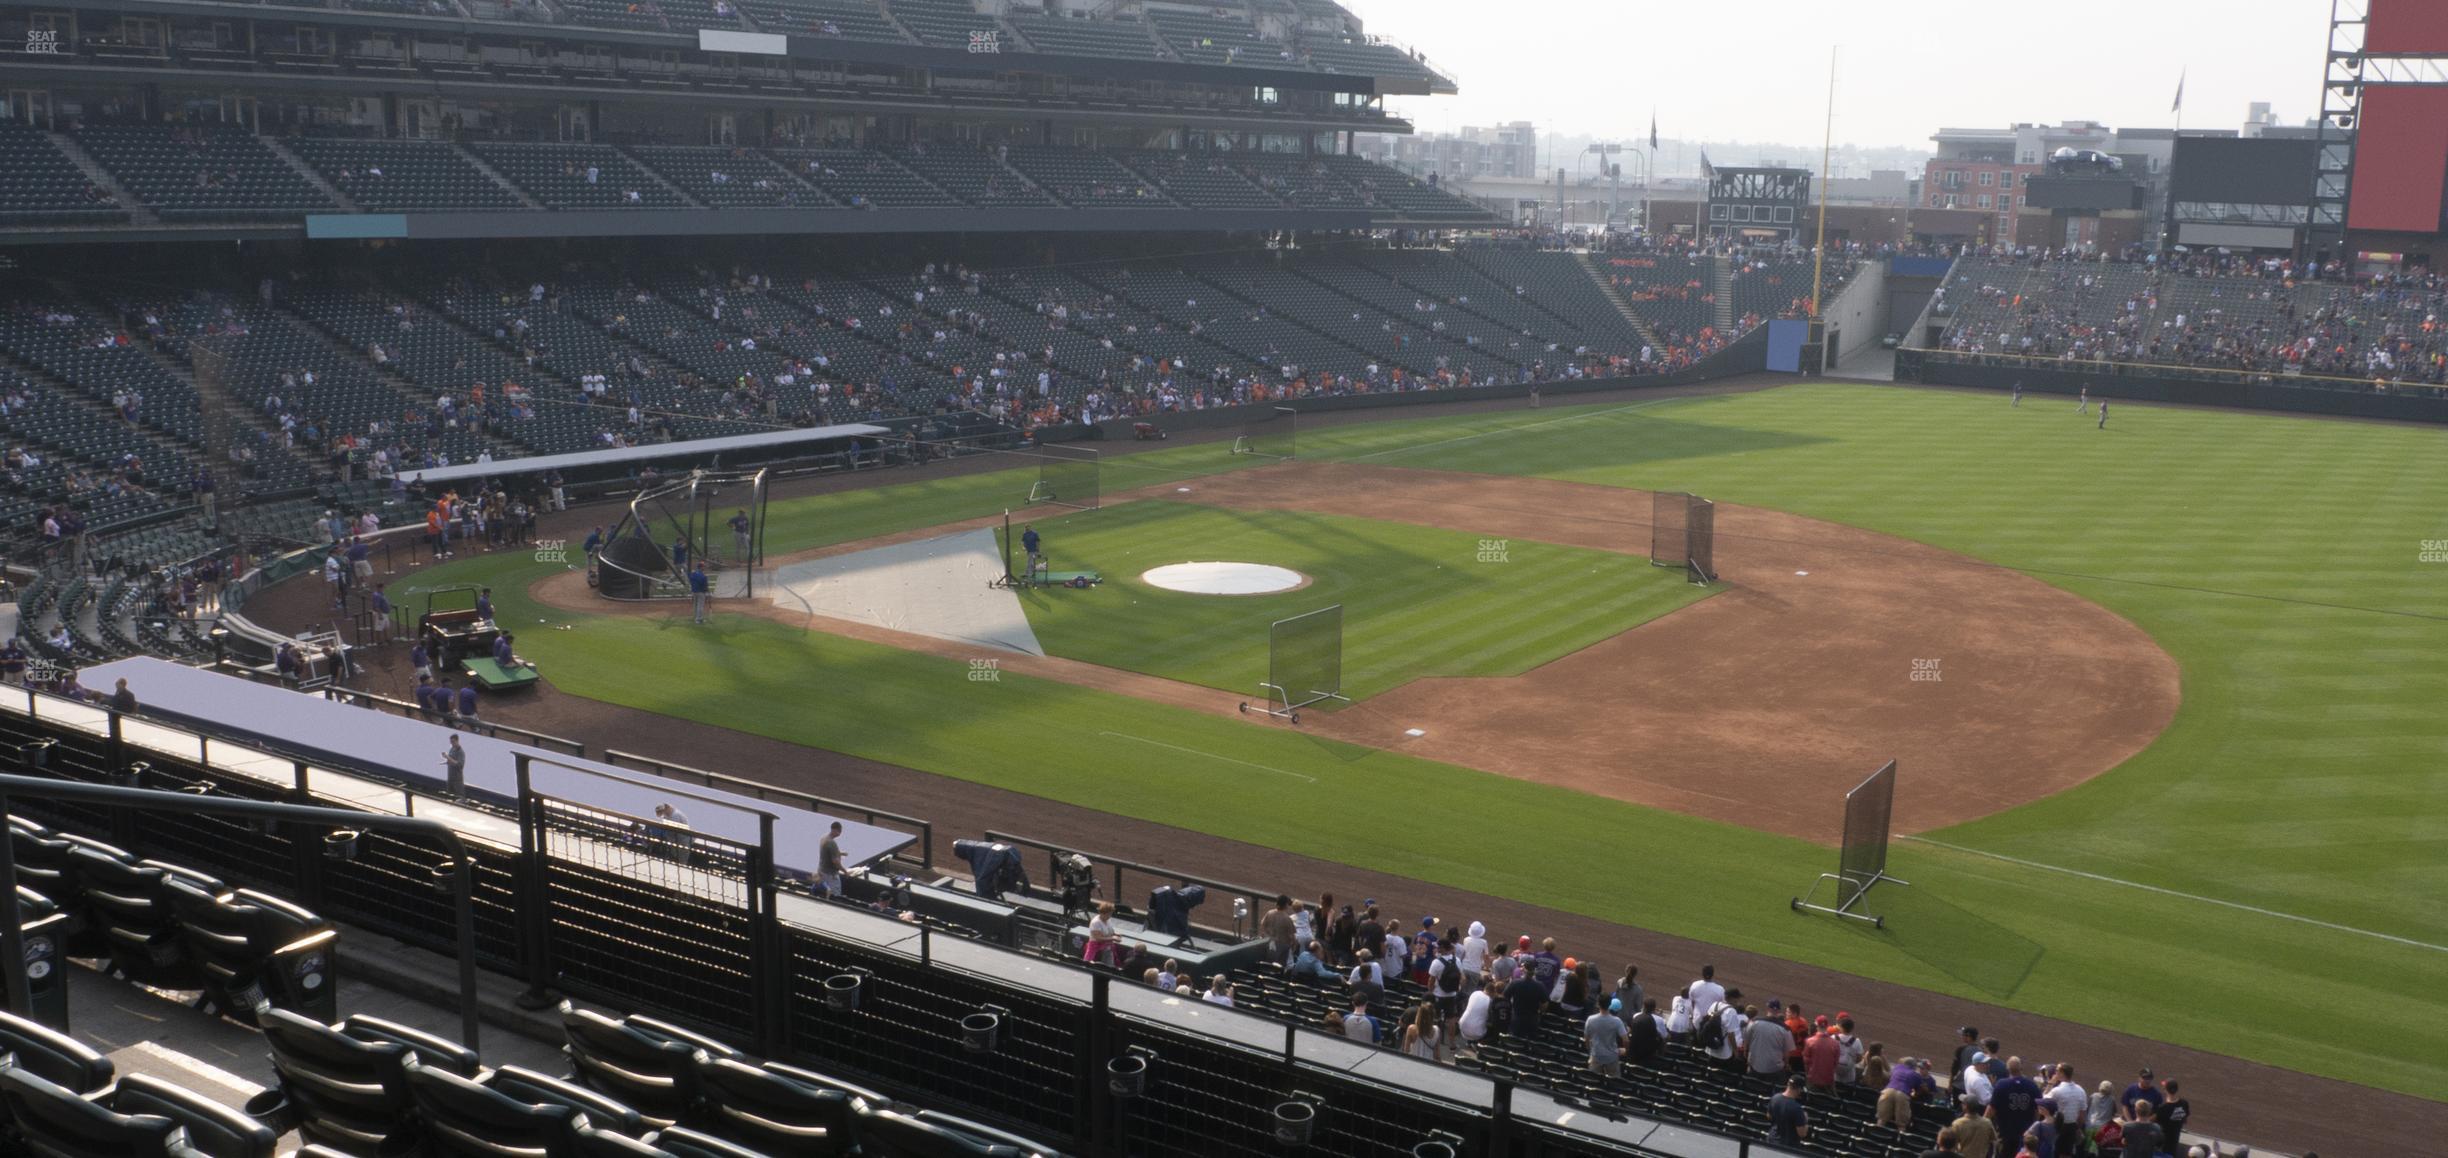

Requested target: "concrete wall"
[{"left": 1819, "top": 259, "right": 1887, "bottom": 370}]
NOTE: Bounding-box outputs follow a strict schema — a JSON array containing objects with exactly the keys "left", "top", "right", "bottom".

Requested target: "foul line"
[
  {"left": 1097, "top": 731, "right": 1317, "bottom": 783},
  {"left": 1902, "top": 836, "right": 2448, "bottom": 955},
  {"left": 1345, "top": 397, "right": 1684, "bottom": 461}
]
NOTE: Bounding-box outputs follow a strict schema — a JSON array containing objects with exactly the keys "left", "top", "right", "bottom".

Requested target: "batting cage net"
[
  {"left": 1232, "top": 406, "right": 1298, "bottom": 459},
  {"left": 1247, "top": 604, "right": 1346, "bottom": 722},
  {"left": 1793, "top": 760, "right": 1906, "bottom": 926},
  {"left": 1687, "top": 497, "right": 1717, "bottom": 584},
  {"left": 1650, "top": 491, "right": 1691, "bottom": 569},
  {"left": 1026, "top": 444, "right": 1101, "bottom": 510}
]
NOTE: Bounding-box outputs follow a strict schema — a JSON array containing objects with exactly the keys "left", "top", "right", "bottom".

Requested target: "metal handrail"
[{"left": 0, "top": 770, "right": 484, "bottom": 1050}]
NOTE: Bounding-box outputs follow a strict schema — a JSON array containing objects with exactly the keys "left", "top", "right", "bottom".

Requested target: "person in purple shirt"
[
  {"left": 456, "top": 683, "right": 480, "bottom": 729},
  {"left": 474, "top": 587, "right": 495, "bottom": 623},
  {"left": 492, "top": 633, "right": 516, "bottom": 669},
  {"left": 1990, "top": 1057, "right": 2044, "bottom": 1149},
  {"left": 410, "top": 641, "right": 432, "bottom": 681},
  {"left": 2118, "top": 1066, "right": 2164, "bottom": 1116}
]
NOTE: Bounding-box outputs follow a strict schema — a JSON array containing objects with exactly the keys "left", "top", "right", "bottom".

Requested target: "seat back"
[
  {"left": 686, "top": 1055, "right": 848, "bottom": 1151},
  {"left": 559, "top": 1005, "right": 695, "bottom": 1118},
  {"left": 571, "top": 1122, "right": 681, "bottom": 1157},
  {"left": 857, "top": 1106, "right": 1031, "bottom": 1158},
  {"left": 261, "top": 1005, "right": 412, "bottom": 1135},
  {"left": 0, "top": 1009, "right": 114, "bottom": 1092},
  {"left": 110, "top": 1073, "right": 279, "bottom": 1158},
  {"left": 490, "top": 1065, "right": 646, "bottom": 1138},
  {"left": 645, "top": 1126, "right": 774, "bottom": 1158},
  {"left": 402, "top": 1057, "right": 577, "bottom": 1157},
  {"left": 0, "top": 1066, "right": 183, "bottom": 1158},
  {"left": 339, "top": 1014, "right": 483, "bottom": 1076}
]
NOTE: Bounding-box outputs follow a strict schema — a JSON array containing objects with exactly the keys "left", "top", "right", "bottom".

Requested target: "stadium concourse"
[{"left": 213, "top": 386, "right": 2418, "bottom": 1158}]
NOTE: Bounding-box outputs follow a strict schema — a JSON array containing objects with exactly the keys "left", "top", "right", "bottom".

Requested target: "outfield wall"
[
  {"left": 1904, "top": 352, "right": 2448, "bottom": 424},
  {"left": 1042, "top": 324, "right": 1773, "bottom": 444}
]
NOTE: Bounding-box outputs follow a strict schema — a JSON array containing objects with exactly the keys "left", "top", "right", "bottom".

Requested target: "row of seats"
[
  {"left": 0, "top": 126, "right": 127, "bottom": 227},
  {"left": 47, "top": 129, "right": 1487, "bottom": 219},
  {"left": 0, "top": 1008, "right": 279, "bottom": 1158},
  {"left": 9, "top": 814, "right": 340, "bottom": 1026},
  {"left": 256, "top": 998, "right": 1059, "bottom": 1156}
]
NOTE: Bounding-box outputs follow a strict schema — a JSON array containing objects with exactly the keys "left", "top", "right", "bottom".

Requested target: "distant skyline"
[{"left": 1331, "top": 0, "right": 2332, "bottom": 149}]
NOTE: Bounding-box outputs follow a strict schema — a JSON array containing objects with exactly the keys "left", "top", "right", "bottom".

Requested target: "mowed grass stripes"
[
  {"left": 410, "top": 382, "right": 2448, "bottom": 1103},
  {"left": 1012, "top": 502, "right": 1708, "bottom": 701}
]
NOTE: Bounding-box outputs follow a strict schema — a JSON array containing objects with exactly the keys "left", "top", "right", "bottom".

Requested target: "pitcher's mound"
[{"left": 1141, "top": 562, "right": 1309, "bottom": 595}]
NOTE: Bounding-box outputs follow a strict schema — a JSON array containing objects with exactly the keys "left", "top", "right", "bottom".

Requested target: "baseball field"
[{"left": 416, "top": 382, "right": 2448, "bottom": 1105}]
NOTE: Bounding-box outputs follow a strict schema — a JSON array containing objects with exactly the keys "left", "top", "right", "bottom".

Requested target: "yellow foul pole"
[{"left": 1811, "top": 47, "right": 1836, "bottom": 320}]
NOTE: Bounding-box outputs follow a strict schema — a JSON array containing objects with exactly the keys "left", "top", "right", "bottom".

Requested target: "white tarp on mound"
[{"left": 768, "top": 529, "right": 1043, "bottom": 656}]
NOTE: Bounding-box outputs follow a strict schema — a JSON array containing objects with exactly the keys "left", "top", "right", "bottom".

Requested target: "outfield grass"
[
  {"left": 418, "top": 384, "right": 2448, "bottom": 1102},
  {"left": 1012, "top": 502, "right": 1709, "bottom": 701}
]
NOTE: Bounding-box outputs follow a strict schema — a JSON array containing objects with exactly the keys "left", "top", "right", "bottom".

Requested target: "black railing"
[
  {"left": 985, "top": 828, "right": 1270, "bottom": 939},
  {"left": 602, "top": 748, "right": 933, "bottom": 871}
]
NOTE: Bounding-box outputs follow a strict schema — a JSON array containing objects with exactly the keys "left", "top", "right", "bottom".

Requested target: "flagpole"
[{"left": 1811, "top": 47, "right": 1836, "bottom": 323}]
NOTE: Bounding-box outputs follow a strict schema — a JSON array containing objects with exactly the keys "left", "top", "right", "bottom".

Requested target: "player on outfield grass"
[
  {"left": 2097, "top": 398, "right": 2109, "bottom": 430},
  {"left": 2077, "top": 386, "right": 2090, "bottom": 414}
]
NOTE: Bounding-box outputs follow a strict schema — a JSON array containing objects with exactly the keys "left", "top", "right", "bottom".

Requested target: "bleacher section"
[
  {"left": 72, "top": 126, "right": 335, "bottom": 223},
  {"left": 628, "top": 145, "right": 835, "bottom": 208},
  {"left": 885, "top": 0, "right": 1011, "bottom": 50},
  {"left": 1112, "top": 150, "right": 1283, "bottom": 210},
  {"left": 468, "top": 142, "right": 693, "bottom": 209},
  {"left": 286, "top": 137, "right": 527, "bottom": 212},
  {"left": 1004, "top": 147, "right": 1174, "bottom": 208},
  {"left": 1004, "top": 12, "right": 1167, "bottom": 59},
  {"left": 1148, "top": 8, "right": 1277, "bottom": 65},
  {"left": 0, "top": 133, "right": 1491, "bottom": 226},
  {"left": 736, "top": 0, "right": 909, "bottom": 41},
  {"left": 890, "top": 144, "right": 1057, "bottom": 206},
  {"left": 0, "top": 126, "right": 129, "bottom": 228},
  {"left": 772, "top": 147, "right": 965, "bottom": 208}
]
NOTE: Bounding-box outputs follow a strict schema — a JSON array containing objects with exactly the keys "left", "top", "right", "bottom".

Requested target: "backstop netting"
[
  {"left": 1650, "top": 491, "right": 1691, "bottom": 569},
  {"left": 1793, "top": 760, "right": 1906, "bottom": 925},
  {"left": 1687, "top": 497, "right": 1717, "bottom": 584},
  {"left": 1027, "top": 445, "right": 1100, "bottom": 510},
  {"left": 1253, "top": 604, "right": 1346, "bottom": 721},
  {"left": 1233, "top": 407, "right": 1298, "bottom": 459},
  {"left": 1838, "top": 760, "right": 1898, "bottom": 890}
]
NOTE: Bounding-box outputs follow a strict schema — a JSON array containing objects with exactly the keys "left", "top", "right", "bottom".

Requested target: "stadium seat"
[
  {"left": 0, "top": 1067, "right": 187, "bottom": 1158},
  {"left": 856, "top": 1104, "right": 1048, "bottom": 1157},
  {"left": 107, "top": 1073, "right": 281, "bottom": 1158},
  {"left": 0, "top": 1008, "right": 114, "bottom": 1096},
  {"left": 560, "top": 1001, "right": 742, "bottom": 1123},
  {"left": 402, "top": 1056, "right": 601, "bottom": 1157},
  {"left": 161, "top": 878, "right": 340, "bottom": 1025},
  {"left": 685, "top": 1054, "right": 856, "bottom": 1153},
  {"left": 260, "top": 1007, "right": 481, "bottom": 1151}
]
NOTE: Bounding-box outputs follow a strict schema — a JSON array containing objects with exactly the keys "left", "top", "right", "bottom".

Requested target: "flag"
[
  {"left": 1699, "top": 150, "right": 1715, "bottom": 181},
  {"left": 2171, "top": 69, "right": 2185, "bottom": 114},
  {"left": 1650, "top": 112, "right": 1658, "bottom": 151}
]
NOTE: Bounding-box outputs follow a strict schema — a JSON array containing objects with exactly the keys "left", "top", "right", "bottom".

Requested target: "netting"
[
  {"left": 1650, "top": 491, "right": 1691, "bottom": 568},
  {"left": 1837, "top": 761, "right": 1898, "bottom": 890},
  {"left": 1234, "top": 407, "right": 1297, "bottom": 459},
  {"left": 1688, "top": 497, "right": 1717, "bottom": 582},
  {"left": 1028, "top": 444, "right": 1100, "bottom": 510},
  {"left": 1267, "top": 605, "right": 1343, "bottom": 709}
]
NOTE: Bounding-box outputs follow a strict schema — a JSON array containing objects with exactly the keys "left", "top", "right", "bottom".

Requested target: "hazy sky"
[{"left": 1334, "top": 0, "right": 2333, "bottom": 148}]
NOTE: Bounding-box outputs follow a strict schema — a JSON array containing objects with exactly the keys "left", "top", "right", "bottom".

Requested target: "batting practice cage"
[
  {"left": 1026, "top": 444, "right": 1101, "bottom": 510},
  {"left": 1232, "top": 406, "right": 1298, "bottom": 460},
  {"left": 1650, "top": 491, "right": 1717, "bottom": 585},
  {"left": 596, "top": 468, "right": 770, "bottom": 601},
  {"left": 1791, "top": 760, "right": 1908, "bottom": 927},
  {"left": 1240, "top": 604, "right": 1347, "bottom": 723}
]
